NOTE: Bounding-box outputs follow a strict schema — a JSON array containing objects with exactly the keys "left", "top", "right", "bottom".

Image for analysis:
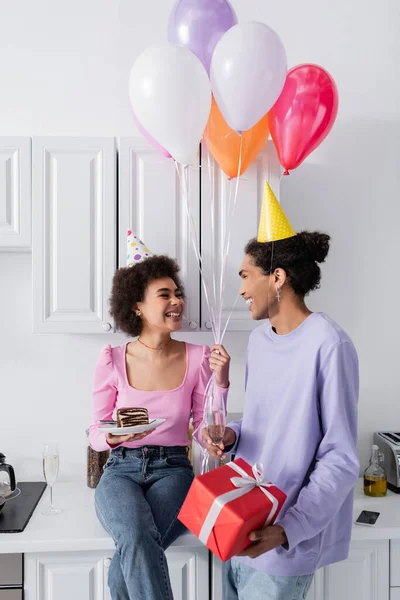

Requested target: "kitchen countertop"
[
  {"left": 0, "top": 481, "right": 202, "bottom": 554},
  {"left": 0, "top": 478, "right": 398, "bottom": 554}
]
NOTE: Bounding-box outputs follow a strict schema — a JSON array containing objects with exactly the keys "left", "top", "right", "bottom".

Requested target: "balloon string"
[
  {"left": 207, "top": 150, "right": 217, "bottom": 327},
  {"left": 220, "top": 293, "right": 240, "bottom": 341},
  {"left": 223, "top": 131, "right": 240, "bottom": 141},
  {"left": 217, "top": 181, "right": 233, "bottom": 341},
  {"left": 195, "top": 138, "right": 243, "bottom": 474},
  {"left": 217, "top": 134, "right": 243, "bottom": 344},
  {"left": 178, "top": 138, "right": 243, "bottom": 473},
  {"left": 266, "top": 239, "right": 275, "bottom": 317},
  {"left": 175, "top": 161, "right": 218, "bottom": 340}
]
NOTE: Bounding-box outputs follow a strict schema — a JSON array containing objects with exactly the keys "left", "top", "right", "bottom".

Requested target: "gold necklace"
[{"left": 137, "top": 337, "right": 172, "bottom": 351}]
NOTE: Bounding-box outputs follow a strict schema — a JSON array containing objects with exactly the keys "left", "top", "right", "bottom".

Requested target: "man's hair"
[{"left": 245, "top": 232, "right": 331, "bottom": 296}]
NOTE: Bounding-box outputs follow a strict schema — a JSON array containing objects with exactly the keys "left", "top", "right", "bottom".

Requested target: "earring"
[
  {"left": 276, "top": 287, "right": 281, "bottom": 303},
  {"left": 136, "top": 311, "right": 141, "bottom": 317}
]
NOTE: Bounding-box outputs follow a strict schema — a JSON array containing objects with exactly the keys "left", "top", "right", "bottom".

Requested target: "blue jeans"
[
  {"left": 95, "top": 446, "right": 194, "bottom": 600},
  {"left": 223, "top": 560, "right": 314, "bottom": 600}
]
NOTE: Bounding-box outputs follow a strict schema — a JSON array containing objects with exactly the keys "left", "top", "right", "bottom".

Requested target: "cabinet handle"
[
  {"left": 104, "top": 557, "right": 112, "bottom": 568},
  {"left": 102, "top": 323, "right": 112, "bottom": 332},
  {"left": 205, "top": 322, "right": 213, "bottom": 330},
  {"left": 189, "top": 321, "right": 198, "bottom": 330}
]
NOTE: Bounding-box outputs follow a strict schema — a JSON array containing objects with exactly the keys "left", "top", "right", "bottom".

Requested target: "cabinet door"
[
  {"left": 167, "top": 547, "right": 209, "bottom": 600},
  {"left": 0, "top": 137, "right": 31, "bottom": 251},
  {"left": 212, "top": 559, "right": 320, "bottom": 600},
  {"left": 94, "top": 548, "right": 209, "bottom": 600},
  {"left": 103, "top": 557, "right": 112, "bottom": 600},
  {"left": 119, "top": 138, "right": 201, "bottom": 331},
  {"left": 211, "top": 555, "right": 223, "bottom": 600},
  {"left": 390, "top": 540, "right": 400, "bottom": 586},
  {"left": 322, "top": 540, "right": 389, "bottom": 600},
  {"left": 32, "top": 137, "right": 116, "bottom": 333},
  {"left": 305, "top": 569, "right": 324, "bottom": 600},
  {"left": 24, "top": 552, "right": 106, "bottom": 600},
  {"left": 200, "top": 141, "right": 281, "bottom": 332}
]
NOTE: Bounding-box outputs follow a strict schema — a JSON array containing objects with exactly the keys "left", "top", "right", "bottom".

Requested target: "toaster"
[{"left": 373, "top": 432, "right": 400, "bottom": 493}]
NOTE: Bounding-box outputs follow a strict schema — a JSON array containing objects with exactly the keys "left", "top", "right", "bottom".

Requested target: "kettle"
[{"left": 0, "top": 453, "right": 16, "bottom": 498}]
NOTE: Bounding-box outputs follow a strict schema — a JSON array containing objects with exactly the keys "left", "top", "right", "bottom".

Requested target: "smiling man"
[{"left": 203, "top": 184, "right": 359, "bottom": 600}]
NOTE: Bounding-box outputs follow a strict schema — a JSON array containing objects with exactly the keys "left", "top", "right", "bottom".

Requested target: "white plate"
[{"left": 98, "top": 418, "right": 165, "bottom": 435}]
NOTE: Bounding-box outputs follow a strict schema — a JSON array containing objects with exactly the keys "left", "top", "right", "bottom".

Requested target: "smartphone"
[{"left": 355, "top": 510, "right": 380, "bottom": 527}]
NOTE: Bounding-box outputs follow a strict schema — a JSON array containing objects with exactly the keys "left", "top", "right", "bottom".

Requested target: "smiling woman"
[
  {"left": 88, "top": 254, "right": 231, "bottom": 600},
  {"left": 110, "top": 255, "right": 185, "bottom": 338}
]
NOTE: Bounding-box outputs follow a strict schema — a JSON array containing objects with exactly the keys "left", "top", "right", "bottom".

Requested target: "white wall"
[{"left": 0, "top": 0, "right": 399, "bottom": 482}]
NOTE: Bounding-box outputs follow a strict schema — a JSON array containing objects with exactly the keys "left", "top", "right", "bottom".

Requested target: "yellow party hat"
[{"left": 257, "top": 182, "right": 296, "bottom": 243}]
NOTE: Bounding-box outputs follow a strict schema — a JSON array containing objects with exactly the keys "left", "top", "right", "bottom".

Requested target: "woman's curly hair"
[
  {"left": 245, "top": 231, "right": 331, "bottom": 297},
  {"left": 109, "top": 255, "right": 185, "bottom": 337}
]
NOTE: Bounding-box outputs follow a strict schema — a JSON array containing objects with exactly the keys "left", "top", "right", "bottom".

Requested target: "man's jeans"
[
  {"left": 95, "top": 445, "right": 194, "bottom": 600},
  {"left": 223, "top": 559, "right": 314, "bottom": 600}
]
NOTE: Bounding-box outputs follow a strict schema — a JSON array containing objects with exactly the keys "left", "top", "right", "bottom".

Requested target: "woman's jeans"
[{"left": 95, "top": 445, "right": 194, "bottom": 600}]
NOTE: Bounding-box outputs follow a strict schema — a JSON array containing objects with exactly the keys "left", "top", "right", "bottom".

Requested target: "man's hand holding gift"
[{"left": 237, "top": 524, "right": 288, "bottom": 558}]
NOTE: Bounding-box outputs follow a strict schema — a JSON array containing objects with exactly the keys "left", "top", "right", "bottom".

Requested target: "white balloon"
[
  {"left": 210, "top": 22, "right": 287, "bottom": 132},
  {"left": 129, "top": 44, "right": 211, "bottom": 165}
]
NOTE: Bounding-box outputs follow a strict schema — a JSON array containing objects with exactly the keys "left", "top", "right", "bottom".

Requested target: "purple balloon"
[{"left": 168, "top": 0, "right": 238, "bottom": 76}]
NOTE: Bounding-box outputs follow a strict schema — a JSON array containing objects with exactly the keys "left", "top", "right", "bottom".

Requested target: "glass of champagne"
[
  {"left": 206, "top": 386, "right": 226, "bottom": 447},
  {"left": 42, "top": 443, "right": 61, "bottom": 516}
]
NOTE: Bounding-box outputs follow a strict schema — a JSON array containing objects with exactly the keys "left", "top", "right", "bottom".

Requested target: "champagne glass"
[
  {"left": 42, "top": 443, "right": 61, "bottom": 516},
  {"left": 206, "top": 385, "right": 226, "bottom": 447}
]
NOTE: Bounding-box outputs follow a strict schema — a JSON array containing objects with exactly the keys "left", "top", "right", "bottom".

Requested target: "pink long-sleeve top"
[{"left": 89, "top": 343, "right": 228, "bottom": 452}]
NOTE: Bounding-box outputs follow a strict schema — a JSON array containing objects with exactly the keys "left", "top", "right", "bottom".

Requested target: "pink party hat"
[{"left": 126, "top": 229, "right": 153, "bottom": 266}]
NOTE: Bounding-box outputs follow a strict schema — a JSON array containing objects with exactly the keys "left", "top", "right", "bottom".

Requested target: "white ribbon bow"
[
  {"left": 230, "top": 462, "right": 272, "bottom": 491},
  {"left": 198, "top": 462, "right": 279, "bottom": 546}
]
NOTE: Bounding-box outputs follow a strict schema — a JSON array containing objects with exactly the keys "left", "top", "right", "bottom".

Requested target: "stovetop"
[{"left": 0, "top": 482, "right": 46, "bottom": 533}]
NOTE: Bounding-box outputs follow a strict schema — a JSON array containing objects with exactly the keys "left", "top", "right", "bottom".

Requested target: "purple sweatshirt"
[{"left": 229, "top": 312, "right": 359, "bottom": 576}]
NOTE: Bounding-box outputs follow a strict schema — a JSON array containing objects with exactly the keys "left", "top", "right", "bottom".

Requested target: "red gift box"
[{"left": 178, "top": 459, "right": 287, "bottom": 561}]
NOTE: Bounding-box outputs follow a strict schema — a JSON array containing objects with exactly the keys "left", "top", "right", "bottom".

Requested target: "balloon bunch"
[
  {"left": 128, "top": 1, "right": 339, "bottom": 472},
  {"left": 129, "top": 0, "right": 338, "bottom": 176}
]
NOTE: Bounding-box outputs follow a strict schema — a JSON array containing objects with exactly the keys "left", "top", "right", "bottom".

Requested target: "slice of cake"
[{"left": 117, "top": 407, "right": 149, "bottom": 428}]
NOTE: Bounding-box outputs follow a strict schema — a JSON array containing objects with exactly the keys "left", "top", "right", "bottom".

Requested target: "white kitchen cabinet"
[
  {"left": 210, "top": 561, "right": 322, "bottom": 600},
  {"left": 32, "top": 137, "right": 116, "bottom": 333},
  {"left": 321, "top": 540, "right": 389, "bottom": 600},
  {"left": 390, "top": 540, "right": 400, "bottom": 586},
  {"left": 305, "top": 569, "right": 324, "bottom": 600},
  {"left": 0, "top": 136, "right": 31, "bottom": 251},
  {"left": 103, "top": 548, "right": 209, "bottom": 600},
  {"left": 118, "top": 138, "right": 201, "bottom": 331},
  {"left": 24, "top": 551, "right": 107, "bottom": 600},
  {"left": 211, "top": 555, "right": 223, "bottom": 600},
  {"left": 105, "top": 547, "right": 209, "bottom": 600},
  {"left": 200, "top": 141, "right": 281, "bottom": 332},
  {"left": 166, "top": 546, "right": 209, "bottom": 600},
  {"left": 391, "top": 591, "right": 400, "bottom": 600},
  {"left": 212, "top": 540, "right": 389, "bottom": 600},
  {"left": 25, "top": 546, "right": 209, "bottom": 600}
]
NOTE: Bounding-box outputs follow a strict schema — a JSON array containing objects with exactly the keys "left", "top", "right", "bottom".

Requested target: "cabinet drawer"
[
  {"left": 391, "top": 541, "right": 400, "bottom": 586},
  {"left": 0, "top": 554, "right": 23, "bottom": 586},
  {"left": 0, "top": 591, "right": 23, "bottom": 600},
  {"left": 390, "top": 589, "right": 400, "bottom": 600}
]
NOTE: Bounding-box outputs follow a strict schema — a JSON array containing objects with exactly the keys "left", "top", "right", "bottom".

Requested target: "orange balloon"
[{"left": 203, "top": 97, "right": 270, "bottom": 179}]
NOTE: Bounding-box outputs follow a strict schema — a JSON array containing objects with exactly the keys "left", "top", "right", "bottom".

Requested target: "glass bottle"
[
  {"left": 187, "top": 423, "right": 194, "bottom": 464},
  {"left": 86, "top": 429, "right": 109, "bottom": 489},
  {"left": 363, "top": 444, "right": 387, "bottom": 497}
]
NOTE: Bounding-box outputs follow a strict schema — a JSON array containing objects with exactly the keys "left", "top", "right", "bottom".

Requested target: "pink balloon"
[
  {"left": 131, "top": 109, "right": 172, "bottom": 159},
  {"left": 268, "top": 64, "right": 339, "bottom": 174}
]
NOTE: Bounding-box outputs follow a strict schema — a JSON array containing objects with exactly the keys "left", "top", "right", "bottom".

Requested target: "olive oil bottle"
[{"left": 364, "top": 444, "right": 387, "bottom": 497}]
